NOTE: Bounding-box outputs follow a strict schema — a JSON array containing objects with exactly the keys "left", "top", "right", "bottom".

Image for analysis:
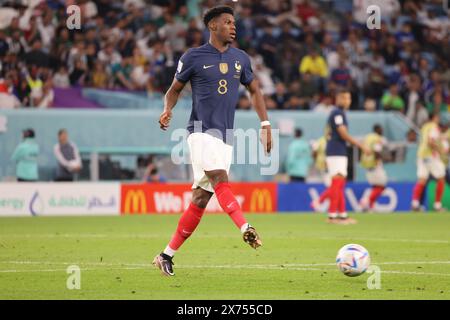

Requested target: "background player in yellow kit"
[
  {"left": 360, "top": 124, "right": 388, "bottom": 211},
  {"left": 411, "top": 113, "right": 447, "bottom": 211}
]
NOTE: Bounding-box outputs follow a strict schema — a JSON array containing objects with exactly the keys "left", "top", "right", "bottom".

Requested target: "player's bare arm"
[
  {"left": 246, "top": 79, "right": 272, "bottom": 154},
  {"left": 336, "top": 125, "right": 369, "bottom": 154},
  {"left": 159, "top": 78, "right": 186, "bottom": 130}
]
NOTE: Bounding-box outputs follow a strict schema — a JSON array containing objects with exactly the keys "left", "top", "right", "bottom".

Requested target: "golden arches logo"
[
  {"left": 124, "top": 190, "right": 147, "bottom": 213},
  {"left": 250, "top": 189, "right": 272, "bottom": 212}
]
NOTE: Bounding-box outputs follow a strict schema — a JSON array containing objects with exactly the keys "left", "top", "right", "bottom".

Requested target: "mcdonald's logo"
[
  {"left": 250, "top": 188, "right": 272, "bottom": 212},
  {"left": 123, "top": 190, "right": 147, "bottom": 213}
]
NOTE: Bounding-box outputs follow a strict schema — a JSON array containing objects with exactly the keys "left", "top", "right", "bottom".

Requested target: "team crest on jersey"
[
  {"left": 219, "top": 63, "right": 228, "bottom": 74},
  {"left": 234, "top": 61, "right": 241, "bottom": 72}
]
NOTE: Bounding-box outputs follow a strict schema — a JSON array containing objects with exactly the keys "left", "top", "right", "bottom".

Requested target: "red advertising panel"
[{"left": 121, "top": 183, "right": 277, "bottom": 214}]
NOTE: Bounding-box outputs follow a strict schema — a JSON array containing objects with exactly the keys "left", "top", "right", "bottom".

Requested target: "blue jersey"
[
  {"left": 175, "top": 43, "right": 254, "bottom": 144},
  {"left": 326, "top": 107, "right": 348, "bottom": 156}
]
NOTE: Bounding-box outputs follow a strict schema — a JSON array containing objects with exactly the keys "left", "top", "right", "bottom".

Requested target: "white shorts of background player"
[
  {"left": 416, "top": 156, "right": 446, "bottom": 180},
  {"left": 365, "top": 164, "right": 388, "bottom": 186}
]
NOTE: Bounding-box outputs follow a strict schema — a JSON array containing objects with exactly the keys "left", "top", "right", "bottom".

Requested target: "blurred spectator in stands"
[
  {"left": 296, "top": 0, "right": 318, "bottom": 25},
  {"left": 249, "top": 49, "right": 275, "bottom": 95},
  {"left": 26, "top": 66, "right": 44, "bottom": 107},
  {"left": 298, "top": 72, "right": 319, "bottom": 109},
  {"left": 139, "top": 154, "right": 166, "bottom": 183},
  {"left": 236, "top": 5, "right": 256, "bottom": 50},
  {"left": 24, "top": 39, "right": 49, "bottom": 68},
  {"left": 381, "top": 34, "right": 400, "bottom": 66},
  {"left": 135, "top": 155, "right": 152, "bottom": 180},
  {"left": 53, "top": 66, "right": 70, "bottom": 88},
  {"left": 69, "top": 55, "right": 88, "bottom": 86},
  {"left": 264, "top": 95, "right": 278, "bottom": 110},
  {"left": 35, "top": 79, "right": 54, "bottom": 108},
  {"left": 158, "top": 8, "right": 186, "bottom": 59},
  {"left": 0, "top": 75, "right": 20, "bottom": 109},
  {"left": 285, "top": 95, "right": 304, "bottom": 110},
  {"left": 112, "top": 55, "right": 135, "bottom": 90},
  {"left": 426, "top": 92, "right": 447, "bottom": 115},
  {"left": 406, "top": 128, "right": 417, "bottom": 144},
  {"left": 237, "top": 94, "right": 252, "bottom": 110},
  {"left": 91, "top": 61, "right": 108, "bottom": 89},
  {"left": 331, "top": 56, "right": 351, "bottom": 88},
  {"left": 11, "top": 128, "right": 39, "bottom": 182},
  {"left": 0, "top": 30, "right": 9, "bottom": 57},
  {"left": 257, "top": 20, "right": 277, "bottom": 70},
  {"left": 144, "top": 167, "right": 167, "bottom": 183},
  {"left": 382, "top": 84, "right": 405, "bottom": 112},
  {"left": 364, "top": 68, "right": 386, "bottom": 108},
  {"left": 97, "top": 42, "right": 122, "bottom": 66},
  {"left": 271, "top": 82, "right": 290, "bottom": 109},
  {"left": 299, "top": 48, "right": 328, "bottom": 80},
  {"left": 37, "top": 11, "right": 55, "bottom": 51},
  {"left": 403, "top": 74, "right": 423, "bottom": 120},
  {"left": 53, "top": 129, "right": 82, "bottom": 182},
  {"left": 314, "top": 95, "right": 333, "bottom": 113},
  {"left": 409, "top": 101, "right": 429, "bottom": 128},
  {"left": 363, "top": 98, "right": 377, "bottom": 112},
  {"left": 131, "top": 61, "right": 152, "bottom": 91},
  {"left": 286, "top": 128, "right": 312, "bottom": 182}
]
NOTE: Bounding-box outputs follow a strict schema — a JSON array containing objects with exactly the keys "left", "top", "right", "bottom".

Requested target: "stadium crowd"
[{"left": 0, "top": 0, "right": 449, "bottom": 127}]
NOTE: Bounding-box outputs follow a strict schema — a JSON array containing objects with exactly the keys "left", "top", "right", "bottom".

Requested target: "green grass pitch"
[{"left": 0, "top": 213, "right": 449, "bottom": 300}]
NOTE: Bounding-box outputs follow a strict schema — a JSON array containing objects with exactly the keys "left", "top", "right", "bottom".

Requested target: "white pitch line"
[
  {"left": 1, "top": 265, "right": 450, "bottom": 277},
  {"left": 1, "top": 233, "right": 449, "bottom": 244},
  {"left": 317, "top": 237, "right": 450, "bottom": 244},
  {"left": 1, "top": 260, "right": 450, "bottom": 270}
]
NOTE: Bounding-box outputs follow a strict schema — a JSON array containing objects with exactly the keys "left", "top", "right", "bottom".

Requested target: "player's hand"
[
  {"left": 260, "top": 125, "right": 272, "bottom": 155},
  {"left": 159, "top": 110, "right": 172, "bottom": 131}
]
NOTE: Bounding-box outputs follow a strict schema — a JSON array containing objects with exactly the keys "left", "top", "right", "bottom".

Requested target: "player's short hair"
[
  {"left": 373, "top": 124, "right": 382, "bottom": 132},
  {"left": 58, "top": 128, "right": 67, "bottom": 137},
  {"left": 23, "top": 128, "right": 35, "bottom": 138},
  {"left": 295, "top": 128, "right": 303, "bottom": 138},
  {"left": 335, "top": 88, "right": 351, "bottom": 97},
  {"left": 429, "top": 111, "right": 440, "bottom": 121},
  {"left": 203, "top": 5, "right": 234, "bottom": 28}
]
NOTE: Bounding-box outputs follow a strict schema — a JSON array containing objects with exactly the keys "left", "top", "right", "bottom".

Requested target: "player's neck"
[{"left": 208, "top": 38, "right": 229, "bottom": 53}]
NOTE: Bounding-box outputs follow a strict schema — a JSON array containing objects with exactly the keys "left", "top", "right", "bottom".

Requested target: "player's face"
[
  {"left": 336, "top": 93, "right": 351, "bottom": 109},
  {"left": 214, "top": 13, "right": 236, "bottom": 44}
]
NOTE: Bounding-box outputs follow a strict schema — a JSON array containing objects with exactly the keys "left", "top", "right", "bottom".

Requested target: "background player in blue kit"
[
  {"left": 153, "top": 5, "right": 273, "bottom": 276},
  {"left": 325, "top": 89, "right": 369, "bottom": 225}
]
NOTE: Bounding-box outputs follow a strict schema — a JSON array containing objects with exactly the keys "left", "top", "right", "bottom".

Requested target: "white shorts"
[
  {"left": 318, "top": 170, "right": 331, "bottom": 187},
  {"left": 417, "top": 157, "right": 446, "bottom": 180},
  {"left": 366, "top": 164, "right": 388, "bottom": 186},
  {"left": 326, "top": 156, "right": 348, "bottom": 177},
  {"left": 187, "top": 132, "right": 233, "bottom": 193}
]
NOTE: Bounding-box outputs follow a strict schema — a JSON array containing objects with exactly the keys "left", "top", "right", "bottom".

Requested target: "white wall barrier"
[{"left": 0, "top": 183, "right": 120, "bottom": 216}]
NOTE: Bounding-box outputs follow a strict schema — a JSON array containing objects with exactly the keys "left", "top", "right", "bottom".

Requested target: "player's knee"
[
  {"left": 192, "top": 189, "right": 213, "bottom": 208},
  {"left": 206, "top": 170, "right": 228, "bottom": 188}
]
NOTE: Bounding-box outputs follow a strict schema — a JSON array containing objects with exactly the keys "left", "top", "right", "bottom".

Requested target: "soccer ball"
[{"left": 336, "top": 244, "right": 371, "bottom": 277}]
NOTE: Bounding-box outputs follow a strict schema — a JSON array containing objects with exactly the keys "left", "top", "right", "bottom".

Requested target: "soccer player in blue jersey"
[
  {"left": 153, "top": 5, "right": 272, "bottom": 276},
  {"left": 325, "top": 89, "right": 369, "bottom": 225}
]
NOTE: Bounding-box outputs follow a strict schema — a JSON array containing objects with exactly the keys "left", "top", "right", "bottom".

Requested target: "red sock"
[
  {"left": 328, "top": 177, "right": 341, "bottom": 216},
  {"left": 214, "top": 182, "right": 247, "bottom": 229},
  {"left": 168, "top": 202, "right": 205, "bottom": 250},
  {"left": 436, "top": 179, "right": 445, "bottom": 203},
  {"left": 337, "top": 178, "right": 346, "bottom": 214},
  {"left": 369, "top": 186, "right": 385, "bottom": 208},
  {"left": 412, "top": 182, "right": 426, "bottom": 202},
  {"left": 319, "top": 188, "right": 332, "bottom": 204}
]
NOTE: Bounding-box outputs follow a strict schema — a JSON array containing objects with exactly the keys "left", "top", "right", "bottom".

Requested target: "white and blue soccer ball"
[{"left": 336, "top": 244, "right": 371, "bottom": 277}]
